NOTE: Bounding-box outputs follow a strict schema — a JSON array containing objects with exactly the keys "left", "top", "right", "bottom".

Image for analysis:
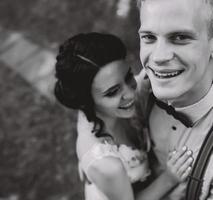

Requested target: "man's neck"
[{"left": 168, "top": 83, "right": 212, "bottom": 108}]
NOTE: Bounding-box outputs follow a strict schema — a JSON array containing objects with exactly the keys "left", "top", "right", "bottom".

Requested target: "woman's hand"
[
  {"left": 165, "top": 146, "right": 193, "bottom": 185},
  {"left": 136, "top": 146, "right": 193, "bottom": 200}
]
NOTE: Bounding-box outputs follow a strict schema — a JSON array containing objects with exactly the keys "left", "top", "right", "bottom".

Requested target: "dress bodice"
[
  {"left": 79, "top": 138, "right": 150, "bottom": 183},
  {"left": 77, "top": 107, "right": 151, "bottom": 200}
]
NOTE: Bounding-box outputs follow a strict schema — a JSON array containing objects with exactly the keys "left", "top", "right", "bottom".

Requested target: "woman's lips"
[{"left": 119, "top": 99, "right": 135, "bottom": 109}]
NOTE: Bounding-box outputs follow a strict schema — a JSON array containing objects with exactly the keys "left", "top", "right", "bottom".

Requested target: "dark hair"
[{"left": 54, "top": 32, "right": 126, "bottom": 136}]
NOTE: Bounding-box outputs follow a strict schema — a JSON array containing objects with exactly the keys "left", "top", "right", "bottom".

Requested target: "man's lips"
[{"left": 148, "top": 67, "right": 184, "bottom": 79}]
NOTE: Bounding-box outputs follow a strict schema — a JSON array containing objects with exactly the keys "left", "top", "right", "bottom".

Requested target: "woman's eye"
[
  {"left": 105, "top": 88, "right": 120, "bottom": 97},
  {"left": 140, "top": 34, "right": 156, "bottom": 44}
]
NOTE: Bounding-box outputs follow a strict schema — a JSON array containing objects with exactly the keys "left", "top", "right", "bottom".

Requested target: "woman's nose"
[{"left": 122, "top": 84, "right": 135, "bottom": 100}]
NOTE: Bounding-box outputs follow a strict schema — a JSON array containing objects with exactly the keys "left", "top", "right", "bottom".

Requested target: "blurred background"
[{"left": 0, "top": 0, "right": 141, "bottom": 199}]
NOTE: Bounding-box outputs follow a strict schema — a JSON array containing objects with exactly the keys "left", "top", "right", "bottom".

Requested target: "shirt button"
[{"left": 172, "top": 126, "right": 177, "bottom": 131}]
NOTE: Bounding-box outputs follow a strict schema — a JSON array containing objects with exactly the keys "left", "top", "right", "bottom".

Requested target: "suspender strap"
[{"left": 185, "top": 124, "right": 213, "bottom": 200}]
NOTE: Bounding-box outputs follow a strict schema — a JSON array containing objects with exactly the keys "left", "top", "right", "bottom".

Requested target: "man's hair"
[
  {"left": 204, "top": 0, "right": 213, "bottom": 37},
  {"left": 136, "top": 0, "right": 213, "bottom": 38}
]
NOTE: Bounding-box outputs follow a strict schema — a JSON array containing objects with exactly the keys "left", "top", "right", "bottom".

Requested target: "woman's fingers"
[
  {"left": 180, "top": 166, "right": 192, "bottom": 181},
  {"left": 168, "top": 146, "right": 190, "bottom": 165},
  {"left": 167, "top": 146, "right": 194, "bottom": 182},
  {"left": 175, "top": 150, "right": 193, "bottom": 170},
  {"left": 177, "top": 156, "right": 193, "bottom": 179}
]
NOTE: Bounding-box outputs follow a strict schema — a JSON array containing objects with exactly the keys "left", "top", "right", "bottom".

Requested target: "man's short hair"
[
  {"left": 137, "top": 0, "right": 213, "bottom": 38},
  {"left": 205, "top": 0, "right": 213, "bottom": 37}
]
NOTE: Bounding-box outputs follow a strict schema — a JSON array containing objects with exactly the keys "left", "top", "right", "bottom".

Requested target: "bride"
[{"left": 54, "top": 32, "right": 193, "bottom": 200}]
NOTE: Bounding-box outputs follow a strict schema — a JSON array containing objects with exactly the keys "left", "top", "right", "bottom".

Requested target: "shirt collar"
[{"left": 175, "top": 86, "right": 213, "bottom": 124}]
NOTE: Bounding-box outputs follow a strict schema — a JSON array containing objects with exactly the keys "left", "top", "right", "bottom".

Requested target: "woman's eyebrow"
[{"left": 103, "top": 85, "right": 119, "bottom": 95}]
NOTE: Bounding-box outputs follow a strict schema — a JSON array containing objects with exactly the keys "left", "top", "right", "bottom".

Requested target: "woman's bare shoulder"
[
  {"left": 88, "top": 156, "right": 125, "bottom": 181},
  {"left": 76, "top": 111, "right": 99, "bottom": 159}
]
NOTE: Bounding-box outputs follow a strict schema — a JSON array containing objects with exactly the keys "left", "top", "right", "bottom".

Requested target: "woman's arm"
[
  {"left": 136, "top": 172, "right": 177, "bottom": 200},
  {"left": 136, "top": 146, "right": 193, "bottom": 200},
  {"left": 88, "top": 156, "right": 134, "bottom": 200}
]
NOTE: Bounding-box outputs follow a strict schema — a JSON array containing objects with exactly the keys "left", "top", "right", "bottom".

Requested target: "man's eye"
[
  {"left": 140, "top": 35, "right": 156, "bottom": 43},
  {"left": 170, "top": 35, "right": 192, "bottom": 44}
]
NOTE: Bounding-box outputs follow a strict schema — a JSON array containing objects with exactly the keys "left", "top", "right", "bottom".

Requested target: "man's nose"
[{"left": 152, "top": 40, "right": 174, "bottom": 64}]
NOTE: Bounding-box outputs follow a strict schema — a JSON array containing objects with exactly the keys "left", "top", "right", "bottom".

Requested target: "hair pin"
[{"left": 75, "top": 54, "right": 98, "bottom": 67}]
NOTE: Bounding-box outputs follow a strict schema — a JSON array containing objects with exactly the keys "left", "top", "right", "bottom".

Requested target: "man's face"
[{"left": 139, "top": 0, "right": 213, "bottom": 107}]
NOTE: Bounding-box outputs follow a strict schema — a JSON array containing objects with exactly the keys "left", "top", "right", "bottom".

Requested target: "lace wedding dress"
[{"left": 78, "top": 138, "right": 150, "bottom": 200}]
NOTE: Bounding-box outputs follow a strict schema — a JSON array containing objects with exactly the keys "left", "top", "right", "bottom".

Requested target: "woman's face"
[{"left": 91, "top": 60, "right": 137, "bottom": 119}]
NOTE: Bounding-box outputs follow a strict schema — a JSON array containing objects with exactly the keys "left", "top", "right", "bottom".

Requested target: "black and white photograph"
[{"left": 0, "top": 0, "right": 213, "bottom": 200}]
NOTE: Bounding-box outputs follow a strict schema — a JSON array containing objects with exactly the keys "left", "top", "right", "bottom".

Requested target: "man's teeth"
[{"left": 153, "top": 70, "right": 182, "bottom": 78}]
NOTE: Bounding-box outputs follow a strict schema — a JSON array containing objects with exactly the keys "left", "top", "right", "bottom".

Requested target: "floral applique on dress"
[{"left": 79, "top": 138, "right": 150, "bottom": 200}]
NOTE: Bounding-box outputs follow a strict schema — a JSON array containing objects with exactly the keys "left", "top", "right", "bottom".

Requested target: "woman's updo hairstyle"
[{"left": 54, "top": 32, "right": 126, "bottom": 134}]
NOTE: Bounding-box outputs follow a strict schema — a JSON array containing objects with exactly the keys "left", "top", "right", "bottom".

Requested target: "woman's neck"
[
  {"left": 97, "top": 113, "right": 133, "bottom": 145},
  {"left": 103, "top": 117, "right": 120, "bottom": 137},
  {"left": 104, "top": 117, "right": 131, "bottom": 143}
]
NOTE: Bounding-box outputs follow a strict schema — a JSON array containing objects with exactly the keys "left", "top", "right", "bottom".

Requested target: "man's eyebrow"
[
  {"left": 138, "top": 28, "right": 195, "bottom": 35},
  {"left": 138, "top": 29, "right": 153, "bottom": 34},
  {"left": 167, "top": 30, "right": 195, "bottom": 35}
]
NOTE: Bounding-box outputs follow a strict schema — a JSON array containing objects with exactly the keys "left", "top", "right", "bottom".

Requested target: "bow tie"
[{"left": 155, "top": 98, "right": 193, "bottom": 128}]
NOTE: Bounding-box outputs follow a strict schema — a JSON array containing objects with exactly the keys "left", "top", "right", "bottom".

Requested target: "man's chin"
[{"left": 152, "top": 90, "right": 176, "bottom": 102}]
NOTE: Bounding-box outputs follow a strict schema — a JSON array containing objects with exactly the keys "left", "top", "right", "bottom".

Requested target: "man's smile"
[{"left": 148, "top": 67, "right": 184, "bottom": 79}]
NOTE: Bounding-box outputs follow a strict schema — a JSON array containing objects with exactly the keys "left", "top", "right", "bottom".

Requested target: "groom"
[{"left": 136, "top": 0, "right": 213, "bottom": 199}]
